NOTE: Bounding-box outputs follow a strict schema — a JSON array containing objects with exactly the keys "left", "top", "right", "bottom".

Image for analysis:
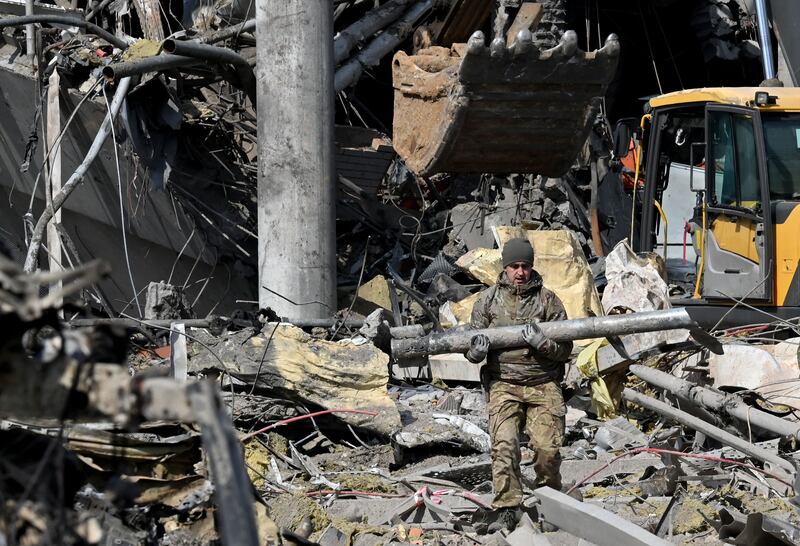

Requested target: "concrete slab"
[{"left": 429, "top": 353, "right": 481, "bottom": 382}]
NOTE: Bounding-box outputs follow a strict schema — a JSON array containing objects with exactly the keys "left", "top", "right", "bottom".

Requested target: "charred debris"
[{"left": 1, "top": 1, "right": 800, "bottom": 546}]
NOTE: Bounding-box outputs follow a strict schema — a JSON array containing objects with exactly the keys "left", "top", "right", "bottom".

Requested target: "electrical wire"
[
  {"left": 638, "top": 0, "right": 663, "bottom": 94},
  {"left": 103, "top": 86, "right": 141, "bottom": 317},
  {"left": 330, "top": 235, "right": 370, "bottom": 339},
  {"left": 18, "top": 77, "right": 103, "bottom": 210},
  {"left": 241, "top": 409, "right": 379, "bottom": 441},
  {"left": 565, "top": 446, "right": 795, "bottom": 496}
]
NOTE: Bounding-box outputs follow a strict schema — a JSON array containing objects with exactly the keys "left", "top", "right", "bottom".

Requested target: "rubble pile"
[
  {"left": 1, "top": 1, "right": 799, "bottom": 546},
  {"left": 4, "top": 237, "right": 800, "bottom": 545}
]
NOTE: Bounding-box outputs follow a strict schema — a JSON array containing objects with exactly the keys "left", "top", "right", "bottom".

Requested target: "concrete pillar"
[{"left": 256, "top": 0, "right": 337, "bottom": 319}]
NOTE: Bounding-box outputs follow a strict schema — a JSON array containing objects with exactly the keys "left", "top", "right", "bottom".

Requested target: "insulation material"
[
  {"left": 189, "top": 324, "right": 402, "bottom": 435},
  {"left": 575, "top": 338, "right": 617, "bottom": 420},
  {"left": 456, "top": 229, "right": 603, "bottom": 320},
  {"left": 439, "top": 291, "right": 481, "bottom": 328}
]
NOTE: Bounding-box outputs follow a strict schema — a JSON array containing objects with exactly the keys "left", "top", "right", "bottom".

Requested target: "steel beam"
[{"left": 533, "top": 486, "right": 671, "bottom": 546}]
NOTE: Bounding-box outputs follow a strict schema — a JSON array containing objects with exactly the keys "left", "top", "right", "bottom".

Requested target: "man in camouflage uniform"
[{"left": 465, "top": 238, "right": 572, "bottom": 531}]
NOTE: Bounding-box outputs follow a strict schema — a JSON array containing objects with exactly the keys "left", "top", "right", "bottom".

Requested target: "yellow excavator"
[
  {"left": 391, "top": 2, "right": 620, "bottom": 176},
  {"left": 622, "top": 87, "right": 800, "bottom": 327}
]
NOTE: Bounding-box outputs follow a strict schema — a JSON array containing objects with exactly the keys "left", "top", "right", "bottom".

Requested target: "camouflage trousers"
[{"left": 487, "top": 379, "right": 566, "bottom": 508}]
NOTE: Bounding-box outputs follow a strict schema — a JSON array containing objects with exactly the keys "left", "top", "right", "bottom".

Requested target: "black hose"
[
  {"left": 162, "top": 39, "right": 256, "bottom": 106},
  {"left": 162, "top": 38, "right": 250, "bottom": 66},
  {"left": 102, "top": 54, "right": 200, "bottom": 79},
  {"left": 0, "top": 15, "right": 128, "bottom": 49}
]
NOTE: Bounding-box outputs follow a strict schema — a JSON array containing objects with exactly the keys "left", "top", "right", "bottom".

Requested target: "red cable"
[
  {"left": 241, "top": 408, "right": 379, "bottom": 441},
  {"left": 565, "top": 446, "right": 794, "bottom": 495}
]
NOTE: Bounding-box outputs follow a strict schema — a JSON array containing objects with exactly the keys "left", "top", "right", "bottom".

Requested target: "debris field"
[{"left": 1, "top": 0, "right": 799, "bottom": 546}]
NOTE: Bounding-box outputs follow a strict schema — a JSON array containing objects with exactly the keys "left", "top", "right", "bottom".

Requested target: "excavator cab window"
[
  {"left": 762, "top": 113, "right": 800, "bottom": 200},
  {"left": 707, "top": 110, "right": 761, "bottom": 211}
]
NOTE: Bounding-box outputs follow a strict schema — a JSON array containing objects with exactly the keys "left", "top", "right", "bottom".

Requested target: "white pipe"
[
  {"left": 755, "top": 0, "right": 775, "bottom": 80},
  {"left": 24, "top": 78, "right": 132, "bottom": 273}
]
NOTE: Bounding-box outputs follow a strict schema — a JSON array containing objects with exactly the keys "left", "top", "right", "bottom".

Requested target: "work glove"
[
  {"left": 523, "top": 322, "right": 553, "bottom": 355},
  {"left": 466, "top": 334, "right": 490, "bottom": 363}
]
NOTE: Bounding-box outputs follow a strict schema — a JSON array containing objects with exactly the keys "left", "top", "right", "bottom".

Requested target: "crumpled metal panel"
[{"left": 717, "top": 507, "right": 800, "bottom": 545}]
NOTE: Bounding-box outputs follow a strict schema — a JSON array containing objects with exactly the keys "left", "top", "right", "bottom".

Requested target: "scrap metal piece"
[
  {"left": 622, "top": 388, "right": 795, "bottom": 473},
  {"left": 593, "top": 416, "right": 648, "bottom": 452},
  {"left": 717, "top": 508, "right": 800, "bottom": 545},
  {"left": 631, "top": 364, "right": 800, "bottom": 440},
  {"left": 169, "top": 323, "right": 188, "bottom": 381},
  {"left": 533, "top": 486, "right": 671, "bottom": 546},
  {"left": 187, "top": 380, "right": 259, "bottom": 546},
  {"left": 392, "top": 31, "right": 620, "bottom": 176},
  {"left": 654, "top": 485, "right": 686, "bottom": 538}
]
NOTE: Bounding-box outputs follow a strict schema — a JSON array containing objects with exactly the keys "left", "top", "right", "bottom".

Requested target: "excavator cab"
[
  {"left": 636, "top": 88, "right": 800, "bottom": 326},
  {"left": 391, "top": 4, "right": 620, "bottom": 177}
]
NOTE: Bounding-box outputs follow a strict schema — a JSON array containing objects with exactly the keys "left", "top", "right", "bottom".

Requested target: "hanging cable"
[
  {"left": 650, "top": 2, "right": 685, "bottom": 89},
  {"left": 103, "top": 86, "right": 142, "bottom": 317},
  {"left": 638, "top": 0, "right": 663, "bottom": 94}
]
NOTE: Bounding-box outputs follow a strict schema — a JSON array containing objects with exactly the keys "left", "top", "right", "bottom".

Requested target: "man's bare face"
[{"left": 504, "top": 261, "right": 532, "bottom": 286}]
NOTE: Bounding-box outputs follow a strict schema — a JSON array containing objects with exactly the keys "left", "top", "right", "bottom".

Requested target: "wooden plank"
[
  {"left": 131, "top": 0, "right": 164, "bottom": 40},
  {"left": 506, "top": 3, "right": 544, "bottom": 47}
]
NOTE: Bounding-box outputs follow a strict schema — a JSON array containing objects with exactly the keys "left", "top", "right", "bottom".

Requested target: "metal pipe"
[
  {"left": 163, "top": 38, "right": 249, "bottom": 66},
  {"left": 392, "top": 308, "right": 703, "bottom": 359},
  {"left": 0, "top": 15, "right": 129, "bottom": 50},
  {"left": 68, "top": 316, "right": 427, "bottom": 339},
  {"left": 755, "top": 0, "right": 775, "bottom": 80},
  {"left": 198, "top": 18, "right": 255, "bottom": 44},
  {"left": 24, "top": 0, "right": 33, "bottom": 62},
  {"left": 257, "top": 0, "right": 337, "bottom": 320},
  {"left": 630, "top": 365, "right": 800, "bottom": 440},
  {"left": 24, "top": 78, "right": 133, "bottom": 273},
  {"left": 622, "top": 388, "right": 794, "bottom": 473},
  {"left": 333, "top": 0, "right": 411, "bottom": 64},
  {"left": 335, "top": 0, "right": 433, "bottom": 92},
  {"left": 102, "top": 54, "right": 200, "bottom": 80},
  {"left": 162, "top": 39, "right": 256, "bottom": 104}
]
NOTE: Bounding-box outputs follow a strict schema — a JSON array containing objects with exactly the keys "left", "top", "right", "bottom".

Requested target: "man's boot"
[{"left": 486, "top": 507, "right": 520, "bottom": 533}]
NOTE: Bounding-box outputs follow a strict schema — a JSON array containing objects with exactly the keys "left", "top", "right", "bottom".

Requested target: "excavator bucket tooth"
[{"left": 392, "top": 31, "right": 620, "bottom": 176}]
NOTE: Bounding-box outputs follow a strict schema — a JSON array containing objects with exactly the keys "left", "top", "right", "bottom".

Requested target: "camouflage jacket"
[{"left": 469, "top": 271, "right": 572, "bottom": 385}]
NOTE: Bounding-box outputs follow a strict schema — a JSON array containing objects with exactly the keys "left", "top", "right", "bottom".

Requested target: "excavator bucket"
[{"left": 391, "top": 30, "right": 620, "bottom": 177}]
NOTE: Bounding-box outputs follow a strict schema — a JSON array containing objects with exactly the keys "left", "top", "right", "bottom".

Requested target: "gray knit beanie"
[{"left": 502, "top": 238, "right": 534, "bottom": 267}]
